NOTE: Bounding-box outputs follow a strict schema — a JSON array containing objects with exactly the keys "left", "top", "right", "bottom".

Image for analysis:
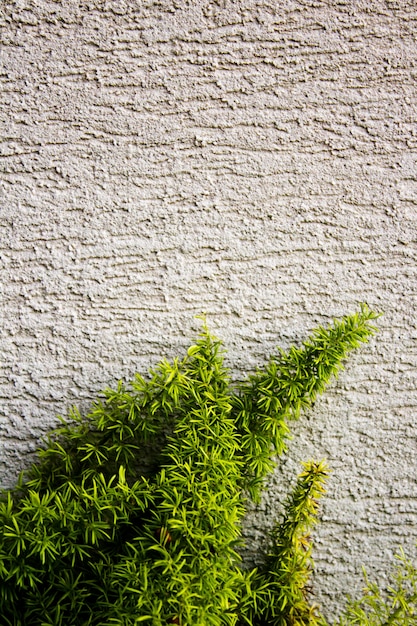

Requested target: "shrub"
[{"left": 1, "top": 304, "right": 405, "bottom": 626}]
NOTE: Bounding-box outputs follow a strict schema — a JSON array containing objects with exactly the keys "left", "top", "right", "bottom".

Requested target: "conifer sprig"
[
  {"left": 233, "top": 304, "right": 379, "bottom": 499},
  {"left": 264, "top": 460, "right": 329, "bottom": 626}
]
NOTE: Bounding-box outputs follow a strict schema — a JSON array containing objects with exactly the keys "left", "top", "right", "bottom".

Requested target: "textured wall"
[{"left": 1, "top": 0, "right": 417, "bottom": 618}]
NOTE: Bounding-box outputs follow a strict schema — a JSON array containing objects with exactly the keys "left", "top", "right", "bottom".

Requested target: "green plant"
[
  {"left": 338, "top": 548, "right": 417, "bottom": 626},
  {"left": 0, "top": 305, "right": 384, "bottom": 625}
]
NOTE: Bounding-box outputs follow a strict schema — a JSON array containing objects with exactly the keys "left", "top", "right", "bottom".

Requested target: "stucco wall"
[{"left": 1, "top": 0, "right": 417, "bottom": 618}]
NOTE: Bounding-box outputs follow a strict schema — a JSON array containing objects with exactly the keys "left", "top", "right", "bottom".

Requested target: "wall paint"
[{"left": 1, "top": 0, "right": 417, "bottom": 618}]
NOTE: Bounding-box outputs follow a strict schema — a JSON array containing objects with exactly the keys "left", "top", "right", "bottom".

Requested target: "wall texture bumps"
[{"left": 1, "top": 0, "right": 417, "bottom": 618}]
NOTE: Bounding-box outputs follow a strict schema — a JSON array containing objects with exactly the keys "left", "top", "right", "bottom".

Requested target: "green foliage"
[
  {"left": 338, "top": 549, "right": 417, "bottom": 626},
  {"left": 262, "top": 460, "right": 329, "bottom": 626},
  {"left": 0, "top": 305, "right": 383, "bottom": 625}
]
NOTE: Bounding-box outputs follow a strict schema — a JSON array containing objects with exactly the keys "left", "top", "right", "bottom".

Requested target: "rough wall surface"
[{"left": 1, "top": 0, "right": 417, "bottom": 618}]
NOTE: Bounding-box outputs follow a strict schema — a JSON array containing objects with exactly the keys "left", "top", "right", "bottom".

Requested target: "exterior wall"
[{"left": 1, "top": 0, "right": 416, "bottom": 618}]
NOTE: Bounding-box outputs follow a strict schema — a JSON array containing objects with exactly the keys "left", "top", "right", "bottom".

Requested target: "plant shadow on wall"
[{"left": 1, "top": 305, "right": 416, "bottom": 625}]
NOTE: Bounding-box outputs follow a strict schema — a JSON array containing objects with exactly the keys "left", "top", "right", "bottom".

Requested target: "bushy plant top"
[{"left": 1, "top": 305, "right": 414, "bottom": 625}]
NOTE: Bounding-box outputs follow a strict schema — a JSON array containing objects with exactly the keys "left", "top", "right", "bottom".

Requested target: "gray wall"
[{"left": 1, "top": 0, "right": 417, "bottom": 618}]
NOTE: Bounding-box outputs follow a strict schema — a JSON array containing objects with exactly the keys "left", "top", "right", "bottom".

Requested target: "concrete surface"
[{"left": 1, "top": 0, "right": 416, "bottom": 619}]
